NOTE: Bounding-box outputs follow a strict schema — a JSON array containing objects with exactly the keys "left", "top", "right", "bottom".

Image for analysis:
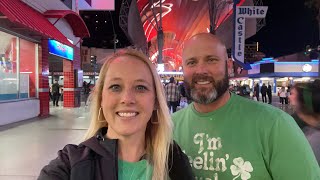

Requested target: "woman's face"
[
  {"left": 101, "top": 56, "right": 156, "bottom": 139},
  {"left": 289, "top": 88, "right": 299, "bottom": 107}
]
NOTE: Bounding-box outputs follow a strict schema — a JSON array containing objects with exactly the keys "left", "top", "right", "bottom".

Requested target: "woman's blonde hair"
[{"left": 84, "top": 48, "right": 173, "bottom": 180}]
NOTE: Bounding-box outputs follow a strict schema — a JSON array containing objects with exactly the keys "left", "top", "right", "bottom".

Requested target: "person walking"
[
  {"left": 267, "top": 83, "right": 272, "bottom": 104},
  {"left": 261, "top": 83, "right": 267, "bottom": 103},
  {"left": 165, "top": 77, "right": 180, "bottom": 113},
  {"left": 52, "top": 79, "right": 60, "bottom": 107},
  {"left": 83, "top": 81, "right": 91, "bottom": 106}
]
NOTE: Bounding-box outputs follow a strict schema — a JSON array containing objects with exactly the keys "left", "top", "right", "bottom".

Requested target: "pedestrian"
[
  {"left": 260, "top": 83, "right": 267, "bottom": 103},
  {"left": 83, "top": 80, "right": 91, "bottom": 106},
  {"left": 289, "top": 80, "right": 320, "bottom": 165},
  {"left": 279, "top": 86, "right": 287, "bottom": 105},
  {"left": 51, "top": 79, "right": 60, "bottom": 107},
  {"left": 165, "top": 77, "right": 180, "bottom": 113},
  {"left": 267, "top": 83, "right": 272, "bottom": 104},
  {"left": 254, "top": 83, "right": 260, "bottom": 101}
]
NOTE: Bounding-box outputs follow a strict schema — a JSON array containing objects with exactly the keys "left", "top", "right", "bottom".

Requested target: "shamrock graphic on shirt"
[{"left": 230, "top": 157, "right": 253, "bottom": 180}]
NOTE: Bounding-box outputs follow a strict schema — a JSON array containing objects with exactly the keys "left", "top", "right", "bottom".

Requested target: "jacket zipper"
[{"left": 115, "top": 140, "right": 118, "bottom": 180}]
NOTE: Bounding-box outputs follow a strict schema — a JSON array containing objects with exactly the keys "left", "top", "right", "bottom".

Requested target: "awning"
[
  {"left": 0, "top": 0, "right": 73, "bottom": 46},
  {"left": 44, "top": 10, "right": 90, "bottom": 38}
]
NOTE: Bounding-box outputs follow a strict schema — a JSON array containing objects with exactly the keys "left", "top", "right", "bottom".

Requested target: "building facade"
[{"left": 0, "top": 0, "right": 90, "bottom": 125}]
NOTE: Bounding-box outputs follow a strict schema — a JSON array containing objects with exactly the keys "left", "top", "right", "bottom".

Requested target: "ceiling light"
[
  {"left": 96, "top": 20, "right": 98, "bottom": 23},
  {"left": 95, "top": 15, "right": 98, "bottom": 17},
  {"left": 105, "top": 21, "right": 107, "bottom": 23}
]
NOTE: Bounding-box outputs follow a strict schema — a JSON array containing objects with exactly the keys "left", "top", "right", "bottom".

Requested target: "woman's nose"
[{"left": 121, "top": 90, "right": 136, "bottom": 104}]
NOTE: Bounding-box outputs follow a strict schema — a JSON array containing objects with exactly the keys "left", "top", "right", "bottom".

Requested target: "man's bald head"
[
  {"left": 184, "top": 33, "right": 226, "bottom": 47},
  {"left": 182, "top": 33, "right": 228, "bottom": 62}
]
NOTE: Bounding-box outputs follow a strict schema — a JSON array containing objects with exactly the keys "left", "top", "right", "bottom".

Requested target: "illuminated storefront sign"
[
  {"left": 81, "top": 0, "right": 115, "bottom": 10},
  {"left": 233, "top": 6, "right": 268, "bottom": 67},
  {"left": 48, "top": 39, "right": 74, "bottom": 60},
  {"left": 302, "top": 64, "right": 312, "bottom": 72}
]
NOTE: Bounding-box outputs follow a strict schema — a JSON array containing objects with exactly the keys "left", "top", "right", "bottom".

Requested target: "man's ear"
[{"left": 227, "top": 58, "right": 233, "bottom": 75}]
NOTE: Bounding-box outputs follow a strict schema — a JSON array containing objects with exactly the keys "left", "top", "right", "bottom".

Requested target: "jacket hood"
[{"left": 80, "top": 127, "right": 118, "bottom": 158}]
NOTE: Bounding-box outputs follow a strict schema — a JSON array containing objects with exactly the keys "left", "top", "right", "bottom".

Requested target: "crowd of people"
[{"left": 39, "top": 33, "right": 320, "bottom": 180}]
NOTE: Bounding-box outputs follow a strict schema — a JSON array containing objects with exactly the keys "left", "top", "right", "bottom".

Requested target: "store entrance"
[{"left": 48, "top": 54, "right": 64, "bottom": 106}]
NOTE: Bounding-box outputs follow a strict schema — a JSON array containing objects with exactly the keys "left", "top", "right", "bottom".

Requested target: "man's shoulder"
[
  {"left": 232, "top": 94, "right": 291, "bottom": 120},
  {"left": 172, "top": 105, "right": 192, "bottom": 121}
]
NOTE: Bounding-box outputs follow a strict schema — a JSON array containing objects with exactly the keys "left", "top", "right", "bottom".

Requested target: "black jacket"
[
  {"left": 261, "top": 85, "right": 267, "bottom": 95},
  {"left": 38, "top": 127, "right": 194, "bottom": 180},
  {"left": 52, "top": 83, "right": 60, "bottom": 95}
]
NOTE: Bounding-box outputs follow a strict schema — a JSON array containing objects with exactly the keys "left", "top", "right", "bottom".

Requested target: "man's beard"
[{"left": 184, "top": 70, "right": 229, "bottom": 105}]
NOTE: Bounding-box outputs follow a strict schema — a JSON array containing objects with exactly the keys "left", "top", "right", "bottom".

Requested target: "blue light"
[
  {"left": 275, "top": 62, "right": 318, "bottom": 65},
  {"left": 311, "top": 59, "right": 319, "bottom": 62},
  {"left": 251, "top": 63, "right": 260, "bottom": 66},
  {"left": 48, "top": 39, "right": 74, "bottom": 60},
  {"left": 262, "top": 57, "right": 274, "bottom": 61}
]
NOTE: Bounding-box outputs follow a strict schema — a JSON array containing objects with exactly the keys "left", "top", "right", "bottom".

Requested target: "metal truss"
[
  {"left": 119, "top": 0, "right": 132, "bottom": 42},
  {"left": 208, "top": 0, "right": 233, "bottom": 34},
  {"left": 253, "top": 0, "right": 266, "bottom": 32}
]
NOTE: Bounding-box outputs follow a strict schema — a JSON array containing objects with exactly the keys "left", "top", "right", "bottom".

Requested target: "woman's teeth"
[{"left": 118, "top": 112, "right": 137, "bottom": 117}]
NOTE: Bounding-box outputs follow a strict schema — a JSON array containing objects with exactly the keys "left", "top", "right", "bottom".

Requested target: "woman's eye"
[
  {"left": 136, "top": 85, "right": 147, "bottom": 91},
  {"left": 109, "top": 85, "right": 121, "bottom": 91}
]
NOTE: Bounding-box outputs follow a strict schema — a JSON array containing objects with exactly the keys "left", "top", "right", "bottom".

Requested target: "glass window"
[
  {"left": 0, "top": 31, "right": 18, "bottom": 101},
  {"left": 0, "top": 31, "right": 38, "bottom": 101},
  {"left": 20, "top": 38, "right": 37, "bottom": 98}
]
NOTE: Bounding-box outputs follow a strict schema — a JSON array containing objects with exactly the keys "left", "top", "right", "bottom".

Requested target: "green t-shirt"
[
  {"left": 173, "top": 93, "right": 320, "bottom": 180},
  {"left": 118, "top": 159, "right": 153, "bottom": 180}
]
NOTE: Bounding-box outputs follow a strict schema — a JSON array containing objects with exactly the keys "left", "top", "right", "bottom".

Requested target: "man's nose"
[{"left": 195, "top": 62, "right": 209, "bottom": 74}]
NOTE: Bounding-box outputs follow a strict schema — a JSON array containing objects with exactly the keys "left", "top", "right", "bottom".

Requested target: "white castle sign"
[{"left": 234, "top": 6, "right": 268, "bottom": 64}]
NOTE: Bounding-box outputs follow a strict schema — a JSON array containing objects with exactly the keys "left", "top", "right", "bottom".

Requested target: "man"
[
  {"left": 253, "top": 83, "right": 260, "bottom": 101},
  {"left": 52, "top": 80, "right": 60, "bottom": 107},
  {"left": 83, "top": 80, "right": 91, "bottom": 106},
  {"left": 267, "top": 83, "right": 272, "bottom": 104},
  {"left": 165, "top": 77, "right": 180, "bottom": 113},
  {"left": 260, "top": 83, "right": 267, "bottom": 103},
  {"left": 172, "top": 33, "right": 320, "bottom": 179}
]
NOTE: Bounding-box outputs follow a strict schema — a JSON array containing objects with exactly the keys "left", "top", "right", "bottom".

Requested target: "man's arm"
[{"left": 267, "top": 113, "right": 320, "bottom": 179}]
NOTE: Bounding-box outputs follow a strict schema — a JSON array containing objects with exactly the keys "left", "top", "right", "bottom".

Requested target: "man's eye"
[
  {"left": 136, "top": 85, "right": 147, "bottom": 91},
  {"left": 208, "top": 58, "right": 218, "bottom": 62},
  {"left": 187, "top": 61, "right": 195, "bottom": 66},
  {"left": 109, "top": 85, "right": 121, "bottom": 91}
]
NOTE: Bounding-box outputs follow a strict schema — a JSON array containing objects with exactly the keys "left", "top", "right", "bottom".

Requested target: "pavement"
[{"left": 0, "top": 95, "right": 294, "bottom": 180}]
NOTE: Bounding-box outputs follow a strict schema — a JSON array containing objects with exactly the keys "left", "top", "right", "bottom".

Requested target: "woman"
[
  {"left": 38, "top": 48, "right": 194, "bottom": 180},
  {"left": 289, "top": 80, "right": 320, "bottom": 165},
  {"left": 278, "top": 86, "right": 287, "bottom": 105}
]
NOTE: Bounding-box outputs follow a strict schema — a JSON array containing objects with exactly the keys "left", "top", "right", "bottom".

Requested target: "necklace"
[
  {"left": 128, "top": 166, "right": 136, "bottom": 180},
  {"left": 119, "top": 160, "right": 138, "bottom": 180},
  {"left": 118, "top": 159, "right": 150, "bottom": 180}
]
